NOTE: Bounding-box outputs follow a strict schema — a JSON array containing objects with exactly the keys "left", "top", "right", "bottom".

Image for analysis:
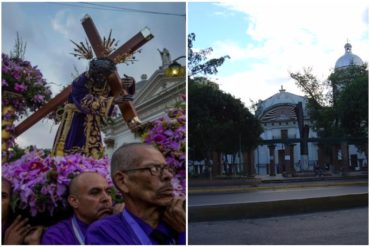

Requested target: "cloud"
[
  {"left": 51, "top": 10, "right": 81, "bottom": 40},
  {"left": 205, "top": 0, "right": 368, "bottom": 105}
]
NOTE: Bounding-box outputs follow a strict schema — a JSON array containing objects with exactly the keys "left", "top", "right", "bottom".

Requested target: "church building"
[
  {"left": 102, "top": 49, "right": 185, "bottom": 157},
  {"left": 254, "top": 42, "right": 367, "bottom": 176}
]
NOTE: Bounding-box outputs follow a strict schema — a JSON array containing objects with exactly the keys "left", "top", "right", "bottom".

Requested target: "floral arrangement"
[
  {"left": 141, "top": 95, "right": 186, "bottom": 197},
  {"left": 2, "top": 53, "right": 52, "bottom": 159},
  {"left": 2, "top": 53, "right": 52, "bottom": 117},
  {"left": 2, "top": 149, "right": 113, "bottom": 219}
]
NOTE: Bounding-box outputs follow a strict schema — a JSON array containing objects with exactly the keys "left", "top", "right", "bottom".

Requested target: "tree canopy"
[
  {"left": 290, "top": 64, "right": 368, "bottom": 152},
  {"left": 189, "top": 78, "right": 262, "bottom": 161}
]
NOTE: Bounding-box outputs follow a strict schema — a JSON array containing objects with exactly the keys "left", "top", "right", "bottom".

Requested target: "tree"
[
  {"left": 188, "top": 33, "right": 230, "bottom": 77},
  {"left": 188, "top": 33, "right": 262, "bottom": 177},
  {"left": 332, "top": 64, "right": 368, "bottom": 152},
  {"left": 290, "top": 64, "right": 368, "bottom": 154},
  {"left": 188, "top": 78, "right": 262, "bottom": 167},
  {"left": 290, "top": 68, "right": 337, "bottom": 137}
]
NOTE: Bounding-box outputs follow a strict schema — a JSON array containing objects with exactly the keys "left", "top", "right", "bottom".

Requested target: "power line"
[
  {"left": 47, "top": 2, "right": 185, "bottom": 17},
  {"left": 81, "top": 2, "right": 185, "bottom": 17}
]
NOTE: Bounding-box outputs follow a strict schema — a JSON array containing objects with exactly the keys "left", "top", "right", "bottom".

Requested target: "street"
[{"left": 188, "top": 207, "right": 368, "bottom": 245}]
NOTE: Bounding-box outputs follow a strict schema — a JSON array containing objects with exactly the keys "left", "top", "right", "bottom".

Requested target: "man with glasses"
[{"left": 86, "top": 143, "right": 186, "bottom": 245}]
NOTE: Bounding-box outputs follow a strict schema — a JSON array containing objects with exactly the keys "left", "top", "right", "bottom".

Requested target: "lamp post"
[{"left": 165, "top": 55, "right": 186, "bottom": 77}]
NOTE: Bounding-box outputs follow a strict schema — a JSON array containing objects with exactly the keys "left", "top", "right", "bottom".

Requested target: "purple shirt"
[
  {"left": 41, "top": 215, "right": 88, "bottom": 245},
  {"left": 86, "top": 210, "right": 186, "bottom": 245}
]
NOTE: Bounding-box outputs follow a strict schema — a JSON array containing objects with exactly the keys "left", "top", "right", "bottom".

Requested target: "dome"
[
  {"left": 255, "top": 86, "right": 307, "bottom": 120},
  {"left": 335, "top": 43, "right": 363, "bottom": 70}
]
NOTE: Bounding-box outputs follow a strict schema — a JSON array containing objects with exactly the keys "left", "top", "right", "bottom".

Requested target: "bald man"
[{"left": 41, "top": 172, "right": 122, "bottom": 245}]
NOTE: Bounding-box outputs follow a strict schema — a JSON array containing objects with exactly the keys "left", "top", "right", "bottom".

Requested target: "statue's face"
[{"left": 93, "top": 73, "right": 108, "bottom": 89}]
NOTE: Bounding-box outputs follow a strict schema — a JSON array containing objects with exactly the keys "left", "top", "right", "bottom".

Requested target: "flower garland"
[{"left": 2, "top": 150, "right": 113, "bottom": 218}]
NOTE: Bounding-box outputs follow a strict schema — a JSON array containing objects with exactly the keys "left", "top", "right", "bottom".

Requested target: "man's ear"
[
  {"left": 113, "top": 171, "right": 129, "bottom": 193},
  {"left": 68, "top": 195, "right": 79, "bottom": 209}
]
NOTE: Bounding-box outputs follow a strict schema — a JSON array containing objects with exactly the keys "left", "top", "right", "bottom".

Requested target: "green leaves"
[
  {"left": 189, "top": 78, "right": 262, "bottom": 160},
  {"left": 188, "top": 33, "right": 230, "bottom": 77}
]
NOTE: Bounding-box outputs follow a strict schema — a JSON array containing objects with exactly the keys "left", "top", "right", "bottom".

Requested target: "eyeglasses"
[{"left": 122, "top": 164, "right": 176, "bottom": 177}]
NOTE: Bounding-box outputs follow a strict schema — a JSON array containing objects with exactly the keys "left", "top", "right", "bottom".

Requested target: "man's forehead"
[
  {"left": 138, "top": 147, "right": 165, "bottom": 163},
  {"left": 75, "top": 173, "right": 108, "bottom": 187}
]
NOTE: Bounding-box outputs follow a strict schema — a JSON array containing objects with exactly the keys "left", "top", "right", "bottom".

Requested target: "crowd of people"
[
  {"left": 2, "top": 143, "right": 185, "bottom": 245},
  {"left": 2, "top": 58, "right": 186, "bottom": 245}
]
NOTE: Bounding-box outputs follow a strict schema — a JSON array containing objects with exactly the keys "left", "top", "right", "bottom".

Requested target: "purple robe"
[
  {"left": 51, "top": 73, "right": 114, "bottom": 158},
  {"left": 41, "top": 215, "right": 88, "bottom": 245},
  {"left": 85, "top": 210, "right": 186, "bottom": 245}
]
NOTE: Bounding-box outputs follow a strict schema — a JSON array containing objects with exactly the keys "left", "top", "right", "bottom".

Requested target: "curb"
[
  {"left": 189, "top": 181, "right": 368, "bottom": 194},
  {"left": 189, "top": 193, "right": 368, "bottom": 222}
]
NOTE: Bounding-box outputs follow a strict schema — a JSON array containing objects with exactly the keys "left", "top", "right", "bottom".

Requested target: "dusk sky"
[
  {"left": 188, "top": 0, "right": 368, "bottom": 107},
  {"left": 2, "top": 2, "right": 186, "bottom": 148}
]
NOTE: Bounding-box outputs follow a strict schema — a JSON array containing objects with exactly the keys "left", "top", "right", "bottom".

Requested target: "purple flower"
[
  {"left": 34, "top": 94, "right": 45, "bottom": 103},
  {"left": 14, "top": 83, "right": 27, "bottom": 92},
  {"left": 1, "top": 52, "right": 52, "bottom": 120},
  {"left": 142, "top": 99, "right": 186, "bottom": 195},
  {"left": 2, "top": 151, "right": 113, "bottom": 218}
]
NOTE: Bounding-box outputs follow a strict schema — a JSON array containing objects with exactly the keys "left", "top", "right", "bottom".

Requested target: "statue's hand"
[{"left": 127, "top": 116, "right": 142, "bottom": 130}]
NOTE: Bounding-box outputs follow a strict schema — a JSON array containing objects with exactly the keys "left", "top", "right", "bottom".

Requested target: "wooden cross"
[{"left": 14, "top": 14, "right": 153, "bottom": 137}]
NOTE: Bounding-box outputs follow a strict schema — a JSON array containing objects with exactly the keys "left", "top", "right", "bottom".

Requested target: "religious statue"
[
  {"left": 158, "top": 48, "right": 171, "bottom": 68},
  {"left": 51, "top": 58, "right": 135, "bottom": 159},
  {"left": 12, "top": 15, "right": 153, "bottom": 158}
]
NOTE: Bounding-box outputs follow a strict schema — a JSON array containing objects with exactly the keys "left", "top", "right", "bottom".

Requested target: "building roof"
[
  {"left": 335, "top": 43, "right": 364, "bottom": 70},
  {"left": 256, "top": 86, "right": 307, "bottom": 121}
]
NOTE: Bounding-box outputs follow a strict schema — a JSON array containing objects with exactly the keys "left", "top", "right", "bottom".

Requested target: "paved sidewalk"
[
  {"left": 189, "top": 172, "right": 368, "bottom": 194},
  {"left": 189, "top": 181, "right": 368, "bottom": 222}
]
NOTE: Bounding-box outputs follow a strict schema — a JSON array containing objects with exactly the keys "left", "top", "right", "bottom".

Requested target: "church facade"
[
  {"left": 254, "top": 42, "right": 367, "bottom": 176},
  {"left": 189, "top": 42, "right": 367, "bottom": 178},
  {"left": 102, "top": 49, "right": 185, "bottom": 157}
]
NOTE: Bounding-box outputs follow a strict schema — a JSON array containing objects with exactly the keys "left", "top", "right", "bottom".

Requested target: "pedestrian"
[{"left": 86, "top": 143, "right": 185, "bottom": 245}]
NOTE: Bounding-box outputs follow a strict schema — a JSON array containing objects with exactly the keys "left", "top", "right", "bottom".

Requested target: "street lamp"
[{"left": 165, "top": 55, "right": 185, "bottom": 77}]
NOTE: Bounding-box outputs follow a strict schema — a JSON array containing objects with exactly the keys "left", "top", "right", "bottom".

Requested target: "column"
[
  {"left": 268, "top": 144, "right": 276, "bottom": 176},
  {"left": 289, "top": 144, "right": 296, "bottom": 175}
]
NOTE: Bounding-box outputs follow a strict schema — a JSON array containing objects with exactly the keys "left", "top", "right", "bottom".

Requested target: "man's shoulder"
[
  {"left": 41, "top": 218, "right": 75, "bottom": 244},
  {"left": 44, "top": 218, "right": 71, "bottom": 232},
  {"left": 89, "top": 213, "right": 123, "bottom": 229},
  {"left": 86, "top": 213, "right": 138, "bottom": 244}
]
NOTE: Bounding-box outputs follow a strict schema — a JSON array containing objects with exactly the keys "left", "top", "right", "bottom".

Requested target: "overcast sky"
[
  {"left": 188, "top": 0, "right": 368, "bottom": 107},
  {"left": 2, "top": 2, "right": 186, "bottom": 149}
]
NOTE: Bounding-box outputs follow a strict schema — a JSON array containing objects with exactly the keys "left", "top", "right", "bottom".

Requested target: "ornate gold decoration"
[
  {"left": 102, "top": 29, "right": 118, "bottom": 56},
  {"left": 70, "top": 30, "right": 141, "bottom": 65},
  {"left": 70, "top": 39, "right": 93, "bottom": 60}
]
